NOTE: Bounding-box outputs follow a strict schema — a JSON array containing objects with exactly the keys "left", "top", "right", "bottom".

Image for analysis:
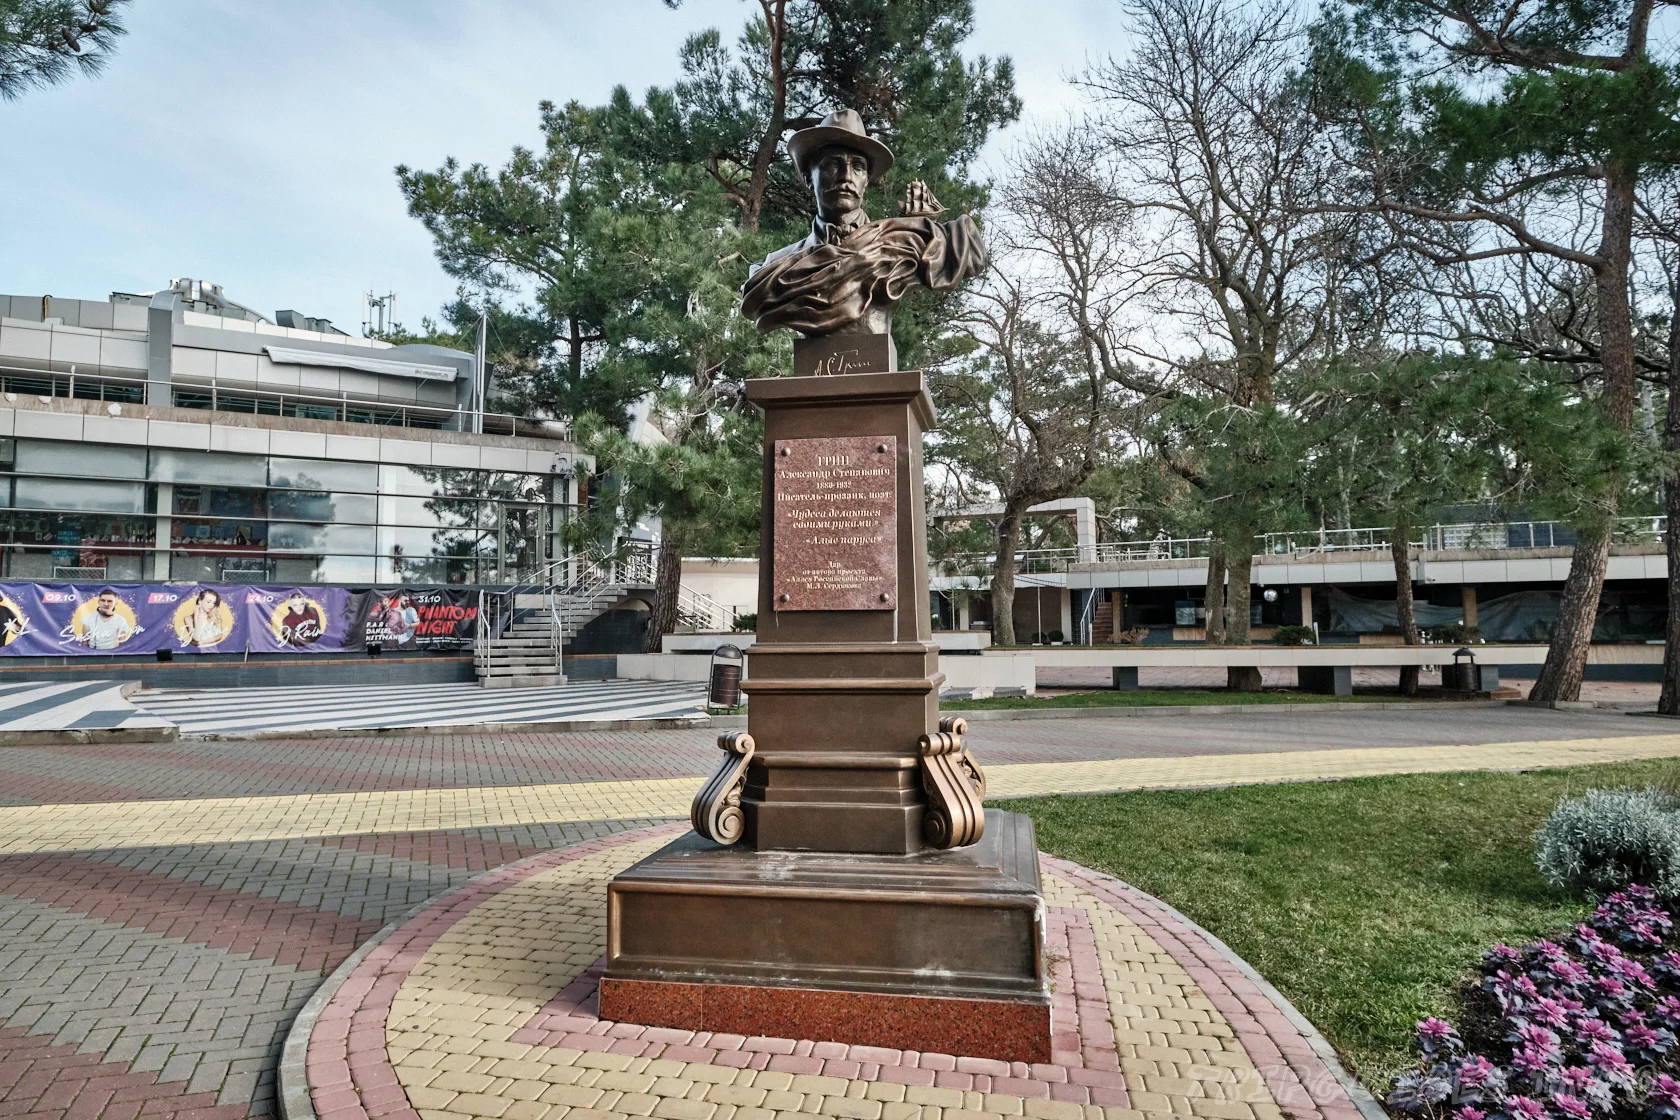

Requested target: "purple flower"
[
  {"left": 1650, "top": 1073, "right": 1680, "bottom": 1110},
  {"left": 1575, "top": 1018, "right": 1619, "bottom": 1047},
  {"left": 1454, "top": 1108, "right": 1487, "bottom": 1120},
  {"left": 1658, "top": 996, "right": 1680, "bottom": 1026},
  {"left": 1504, "top": 1095, "right": 1549, "bottom": 1120},
  {"left": 1511, "top": 1047, "right": 1554, "bottom": 1078},
  {"left": 1550, "top": 1094, "right": 1590, "bottom": 1120},
  {"left": 1420, "top": 1016, "right": 1463, "bottom": 1055},
  {"left": 1585, "top": 1041, "right": 1634, "bottom": 1086},
  {"left": 1533, "top": 998, "right": 1572, "bottom": 1029}
]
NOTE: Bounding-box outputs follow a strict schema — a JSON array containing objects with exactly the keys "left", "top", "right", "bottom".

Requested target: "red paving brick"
[
  {"left": 0, "top": 1028, "right": 250, "bottom": 1120},
  {"left": 0, "top": 853, "right": 382, "bottom": 974}
]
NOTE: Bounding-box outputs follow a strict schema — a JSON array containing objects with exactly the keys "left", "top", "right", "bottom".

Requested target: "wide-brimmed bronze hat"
[{"left": 787, "top": 108, "right": 894, "bottom": 183}]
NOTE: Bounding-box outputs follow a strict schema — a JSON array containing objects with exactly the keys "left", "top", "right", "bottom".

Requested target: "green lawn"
[
  {"left": 1011, "top": 759, "right": 1680, "bottom": 1089},
  {"left": 945, "top": 688, "right": 1445, "bottom": 710}
]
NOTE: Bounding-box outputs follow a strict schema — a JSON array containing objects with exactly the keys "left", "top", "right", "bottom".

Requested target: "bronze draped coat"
[{"left": 740, "top": 213, "right": 989, "bottom": 336}]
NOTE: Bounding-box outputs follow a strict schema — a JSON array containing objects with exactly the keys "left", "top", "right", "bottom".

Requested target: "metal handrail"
[
  {"left": 0, "top": 362, "right": 563, "bottom": 439},
  {"left": 933, "top": 516, "right": 1669, "bottom": 576},
  {"left": 473, "top": 540, "right": 657, "bottom": 684},
  {"left": 677, "top": 584, "right": 733, "bottom": 632}
]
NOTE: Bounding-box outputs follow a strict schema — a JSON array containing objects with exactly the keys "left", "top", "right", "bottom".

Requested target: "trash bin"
[{"left": 709, "top": 644, "right": 744, "bottom": 708}]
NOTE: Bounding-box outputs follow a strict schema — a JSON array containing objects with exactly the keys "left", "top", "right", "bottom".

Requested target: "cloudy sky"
[{"left": 0, "top": 1, "right": 1123, "bottom": 333}]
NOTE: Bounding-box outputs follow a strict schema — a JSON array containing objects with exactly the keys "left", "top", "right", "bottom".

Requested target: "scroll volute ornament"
[
  {"left": 692, "top": 732, "right": 755, "bottom": 844},
  {"left": 918, "top": 716, "right": 986, "bottom": 850}
]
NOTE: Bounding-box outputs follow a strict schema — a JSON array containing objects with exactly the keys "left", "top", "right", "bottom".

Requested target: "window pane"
[
  {"left": 269, "top": 523, "right": 375, "bottom": 553},
  {"left": 16, "top": 439, "right": 147, "bottom": 479},
  {"left": 487, "top": 472, "right": 548, "bottom": 501},
  {"left": 150, "top": 449, "right": 266, "bottom": 486},
  {"left": 170, "top": 518, "right": 265, "bottom": 549},
  {"left": 379, "top": 523, "right": 493, "bottom": 558},
  {"left": 378, "top": 464, "right": 485, "bottom": 497},
  {"left": 14, "top": 478, "right": 146, "bottom": 513},
  {"left": 0, "top": 511, "right": 154, "bottom": 546},
  {"left": 268, "top": 457, "right": 378, "bottom": 491},
  {"left": 377, "top": 495, "right": 485, "bottom": 529},
  {"left": 268, "top": 490, "right": 376, "bottom": 523}
]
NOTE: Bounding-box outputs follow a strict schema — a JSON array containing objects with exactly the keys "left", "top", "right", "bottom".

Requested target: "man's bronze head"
[{"left": 812, "top": 145, "right": 870, "bottom": 223}]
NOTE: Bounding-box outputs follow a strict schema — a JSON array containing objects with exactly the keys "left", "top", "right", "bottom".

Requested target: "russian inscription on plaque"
[{"left": 772, "top": 435, "right": 897, "bottom": 611}]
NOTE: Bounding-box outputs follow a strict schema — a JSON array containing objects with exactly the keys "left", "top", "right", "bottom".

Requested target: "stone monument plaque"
[{"left": 772, "top": 435, "right": 897, "bottom": 611}]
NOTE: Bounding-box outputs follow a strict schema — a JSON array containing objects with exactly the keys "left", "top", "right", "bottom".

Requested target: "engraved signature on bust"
[{"left": 812, "top": 349, "right": 870, "bottom": 376}]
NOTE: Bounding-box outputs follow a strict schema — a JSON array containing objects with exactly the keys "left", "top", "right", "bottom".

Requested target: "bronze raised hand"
[{"left": 898, "top": 180, "right": 946, "bottom": 218}]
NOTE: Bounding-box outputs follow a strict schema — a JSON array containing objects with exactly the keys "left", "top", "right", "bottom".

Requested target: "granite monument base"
[{"left": 600, "top": 809, "right": 1051, "bottom": 1062}]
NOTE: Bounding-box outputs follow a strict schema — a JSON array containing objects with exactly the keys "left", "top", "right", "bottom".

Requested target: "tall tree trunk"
[
  {"left": 1204, "top": 546, "right": 1227, "bottom": 645},
  {"left": 643, "top": 538, "right": 682, "bottom": 653},
  {"left": 992, "top": 511, "right": 1021, "bottom": 646},
  {"left": 1392, "top": 518, "right": 1420, "bottom": 696},
  {"left": 1532, "top": 161, "right": 1636, "bottom": 701},
  {"left": 1224, "top": 527, "right": 1261, "bottom": 691},
  {"left": 1660, "top": 312, "right": 1680, "bottom": 716}
]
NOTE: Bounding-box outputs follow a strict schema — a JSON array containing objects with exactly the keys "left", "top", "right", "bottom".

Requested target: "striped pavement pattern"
[
  {"left": 0, "top": 681, "right": 172, "bottom": 733},
  {"left": 130, "top": 680, "right": 708, "bottom": 736}
]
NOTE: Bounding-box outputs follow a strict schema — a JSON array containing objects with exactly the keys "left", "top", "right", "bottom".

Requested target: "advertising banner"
[{"left": 0, "top": 583, "right": 478, "bottom": 656}]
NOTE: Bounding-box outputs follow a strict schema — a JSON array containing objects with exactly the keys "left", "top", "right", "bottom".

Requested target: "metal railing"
[
  {"left": 0, "top": 363, "right": 562, "bottom": 439},
  {"left": 676, "top": 585, "right": 735, "bottom": 632},
  {"left": 473, "top": 540, "right": 657, "bottom": 684},
  {"left": 934, "top": 516, "right": 1669, "bottom": 576}
]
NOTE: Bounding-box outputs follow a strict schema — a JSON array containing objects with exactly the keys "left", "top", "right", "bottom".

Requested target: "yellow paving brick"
[
  {"left": 755, "top": 1074, "right": 795, "bottom": 1093},
  {"left": 542, "top": 1084, "right": 606, "bottom": 1109},
  {"left": 711, "top": 1085, "right": 769, "bottom": 1107},
  {"left": 579, "top": 1054, "right": 637, "bottom": 1072},
  {"left": 1024, "top": 1103, "right": 1084, "bottom": 1120},
  {"left": 1190, "top": 1101, "right": 1255, "bottom": 1120},
  {"left": 881, "top": 1105, "right": 920, "bottom": 1120},
  {"left": 434, "top": 1072, "right": 497, "bottom": 1094},
  {"left": 762, "top": 1092, "right": 806, "bottom": 1112},
  {"left": 819, "top": 1098, "right": 883, "bottom": 1120},
  {"left": 865, "top": 1084, "right": 907, "bottom": 1103},
  {"left": 652, "top": 1080, "right": 698, "bottom": 1099},
  {"left": 982, "top": 1096, "right": 1026, "bottom": 1116},
  {"left": 689, "top": 1065, "right": 742, "bottom": 1086},
  {"left": 507, "top": 1081, "right": 551, "bottom": 1102},
  {"left": 906, "top": 1088, "right": 965, "bottom": 1110},
  {"left": 736, "top": 1110, "right": 777, "bottom": 1120},
  {"left": 791, "top": 1077, "right": 850, "bottom": 1098},
  {"left": 450, "top": 1093, "right": 517, "bottom": 1118},
  {"left": 409, "top": 1088, "right": 461, "bottom": 1110},
  {"left": 654, "top": 1098, "right": 718, "bottom": 1120},
  {"left": 618, "top": 1097, "right": 660, "bottom": 1118},
  {"left": 502, "top": 1102, "right": 551, "bottom": 1120},
  {"left": 597, "top": 1073, "right": 659, "bottom": 1094}
]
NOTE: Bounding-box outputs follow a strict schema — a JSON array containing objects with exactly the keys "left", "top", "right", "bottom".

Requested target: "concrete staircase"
[{"left": 474, "top": 547, "right": 658, "bottom": 688}]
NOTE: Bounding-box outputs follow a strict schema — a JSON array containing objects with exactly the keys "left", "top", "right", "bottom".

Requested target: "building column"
[
  {"left": 1300, "top": 585, "right": 1313, "bottom": 628},
  {"left": 1462, "top": 585, "right": 1479, "bottom": 628},
  {"left": 150, "top": 483, "right": 172, "bottom": 581},
  {"left": 1060, "top": 588, "right": 1074, "bottom": 643},
  {"left": 956, "top": 594, "right": 971, "bottom": 630}
]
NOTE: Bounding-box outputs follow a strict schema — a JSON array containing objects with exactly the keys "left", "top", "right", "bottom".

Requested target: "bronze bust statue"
[{"left": 741, "top": 108, "right": 988, "bottom": 371}]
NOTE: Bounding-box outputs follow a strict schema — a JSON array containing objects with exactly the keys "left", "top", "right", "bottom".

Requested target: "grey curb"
[
  {"left": 1076, "top": 865, "right": 1388, "bottom": 1120},
  {"left": 709, "top": 699, "right": 1506, "bottom": 731}
]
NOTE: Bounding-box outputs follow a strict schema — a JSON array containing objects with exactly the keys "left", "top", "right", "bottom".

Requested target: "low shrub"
[
  {"left": 730, "top": 612, "right": 757, "bottom": 632},
  {"left": 1536, "top": 789, "right": 1680, "bottom": 904},
  {"left": 1273, "top": 624, "right": 1316, "bottom": 646},
  {"left": 1427, "top": 623, "right": 1485, "bottom": 645},
  {"left": 1388, "top": 885, "right": 1680, "bottom": 1120}
]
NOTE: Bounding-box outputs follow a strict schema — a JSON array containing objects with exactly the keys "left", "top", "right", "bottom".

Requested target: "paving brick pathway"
[{"left": 1, "top": 707, "right": 1676, "bottom": 1120}]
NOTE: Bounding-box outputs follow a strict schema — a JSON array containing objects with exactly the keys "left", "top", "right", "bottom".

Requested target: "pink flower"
[
  {"left": 1505, "top": 1095, "right": 1548, "bottom": 1120},
  {"left": 1454, "top": 1108, "right": 1487, "bottom": 1120},
  {"left": 1650, "top": 1073, "right": 1680, "bottom": 1109},
  {"left": 1549, "top": 1094, "right": 1590, "bottom": 1120}
]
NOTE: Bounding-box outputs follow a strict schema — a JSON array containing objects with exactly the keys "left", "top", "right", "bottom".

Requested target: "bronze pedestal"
[{"left": 601, "top": 370, "right": 1050, "bottom": 1060}]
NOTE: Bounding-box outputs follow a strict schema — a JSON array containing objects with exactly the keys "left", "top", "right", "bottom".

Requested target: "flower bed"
[{"left": 1389, "top": 886, "right": 1680, "bottom": 1120}]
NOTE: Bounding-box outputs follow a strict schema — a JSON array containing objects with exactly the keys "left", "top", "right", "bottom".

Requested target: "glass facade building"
[{"left": 0, "top": 438, "right": 574, "bottom": 586}]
